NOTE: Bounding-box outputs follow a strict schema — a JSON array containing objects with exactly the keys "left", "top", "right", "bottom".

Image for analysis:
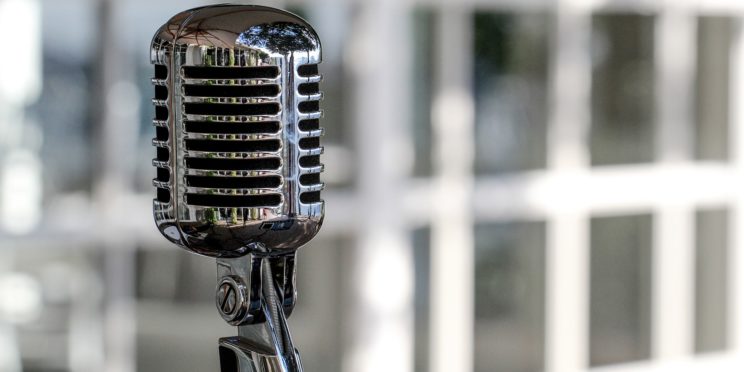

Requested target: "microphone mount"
[{"left": 216, "top": 247, "right": 303, "bottom": 371}]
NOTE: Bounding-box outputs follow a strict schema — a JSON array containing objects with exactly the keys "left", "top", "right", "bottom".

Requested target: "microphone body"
[
  {"left": 151, "top": 5, "right": 324, "bottom": 257},
  {"left": 150, "top": 5, "right": 323, "bottom": 371}
]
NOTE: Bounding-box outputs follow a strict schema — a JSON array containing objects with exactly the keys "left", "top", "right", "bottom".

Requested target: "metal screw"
[
  {"left": 217, "top": 282, "right": 237, "bottom": 314},
  {"left": 216, "top": 276, "right": 247, "bottom": 324}
]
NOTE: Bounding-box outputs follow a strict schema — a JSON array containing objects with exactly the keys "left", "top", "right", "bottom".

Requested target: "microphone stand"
[{"left": 215, "top": 245, "right": 303, "bottom": 372}]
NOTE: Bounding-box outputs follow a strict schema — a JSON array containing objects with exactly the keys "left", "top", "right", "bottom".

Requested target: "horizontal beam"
[
  {"left": 471, "top": 163, "right": 738, "bottom": 220},
  {"left": 1, "top": 162, "right": 738, "bottom": 250},
  {"left": 591, "top": 353, "right": 742, "bottom": 372},
  {"left": 310, "top": 0, "right": 744, "bottom": 14}
]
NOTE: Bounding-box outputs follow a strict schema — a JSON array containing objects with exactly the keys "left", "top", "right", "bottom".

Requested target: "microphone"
[{"left": 150, "top": 5, "right": 323, "bottom": 371}]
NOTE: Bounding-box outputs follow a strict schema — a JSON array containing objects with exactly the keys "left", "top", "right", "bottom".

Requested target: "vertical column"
[
  {"left": 728, "top": 17, "right": 744, "bottom": 357},
  {"left": 546, "top": 213, "right": 589, "bottom": 372},
  {"left": 652, "top": 7, "right": 697, "bottom": 359},
  {"left": 653, "top": 209, "right": 695, "bottom": 358},
  {"left": 0, "top": 0, "right": 42, "bottom": 371},
  {"left": 547, "top": 3, "right": 591, "bottom": 171},
  {"left": 91, "top": 1, "right": 137, "bottom": 372},
  {"left": 544, "top": 2, "right": 592, "bottom": 372},
  {"left": 0, "top": 0, "right": 43, "bottom": 235},
  {"left": 346, "top": 1, "right": 414, "bottom": 372},
  {"left": 430, "top": 7, "right": 475, "bottom": 372},
  {"left": 655, "top": 8, "right": 696, "bottom": 163}
]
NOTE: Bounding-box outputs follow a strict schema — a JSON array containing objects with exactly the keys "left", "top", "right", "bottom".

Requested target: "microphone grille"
[
  {"left": 151, "top": 6, "right": 324, "bottom": 256},
  {"left": 178, "top": 62, "right": 284, "bottom": 209},
  {"left": 152, "top": 61, "right": 324, "bottom": 207}
]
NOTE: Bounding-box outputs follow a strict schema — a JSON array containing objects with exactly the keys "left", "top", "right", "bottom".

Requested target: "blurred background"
[{"left": 0, "top": 0, "right": 742, "bottom": 371}]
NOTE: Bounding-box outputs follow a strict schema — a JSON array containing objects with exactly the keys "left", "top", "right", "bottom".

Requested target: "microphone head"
[{"left": 150, "top": 5, "right": 324, "bottom": 258}]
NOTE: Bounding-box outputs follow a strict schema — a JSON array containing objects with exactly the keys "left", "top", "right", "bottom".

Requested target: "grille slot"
[
  {"left": 299, "top": 119, "right": 319, "bottom": 131},
  {"left": 299, "top": 173, "right": 320, "bottom": 186},
  {"left": 156, "top": 127, "right": 169, "bottom": 141},
  {"left": 157, "top": 147, "right": 169, "bottom": 162},
  {"left": 185, "top": 121, "right": 280, "bottom": 134},
  {"left": 299, "top": 155, "right": 320, "bottom": 168},
  {"left": 183, "top": 66, "right": 280, "bottom": 79},
  {"left": 184, "top": 84, "right": 280, "bottom": 98},
  {"left": 298, "top": 83, "right": 319, "bottom": 95},
  {"left": 185, "top": 139, "right": 280, "bottom": 153},
  {"left": 185, "top": 157, "right": 281, "bottom": 171},
  {"left": 300, "top": 192, "right": 321, "bottom": 204},
  {"left": 299, "top": 137, "right": 320, "bottom": 150},
  {"left": 155, "top": 85, "right": 168, "bottom": 100},
  {"left": 157, "top": 188, "right": 170, "bottom": 203},
  {"left": 185, "top": 103, "right": 280, "bottom": 116},
  {"left": 155, "top": 65, "right": 168, "bottom": 79},
  {"left": 157, "top": 167, "right": 170, "bottom": 182},
  {"left": 186, "top": 194, "right": 282, "bottom": 208},
  {"left": 152, "top": 63, "right": 170, "bottom": 204},
  {"left": 298, "top": 65, "right": 318, "bottom": 76},
  {"left": 155, "top": 106, "right": 169, "bottom": 120},
  {"left": 298, "top": 101, "right": 319, "bottom": 113},
  {"left": 187, "top": 176, "right": 281, "bottom": 189}
]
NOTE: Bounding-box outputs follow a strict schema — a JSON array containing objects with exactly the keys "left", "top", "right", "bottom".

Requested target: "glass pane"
[
  {"left": 473, "top": 13, "right": 549, "bottom": 175},
  {"left": 32, "top": 0, "right": 96, "bottom": 196},
  {"left": 136, "top": 247, "right": 229, "bottom": 372},
  {"left": 412, "top": 227, "right": 431, "bottom": 372},
  {"left": 411, "top": 9, "right": 436, "bottom": 177},
  {"left": 695, "top": 208, "right": 729, "bottom": 353},
  {"left": 695, "top": 16, "right": 735, "bottom": 161},
  {"left": 474, "top": 221, "right": 546, "bottom": 372},
  {"left": 590, "top": 214, "right": 653, "bottom": 366},
  {"left": 591, "top": 14, "right": 655, "bottom": 166},
  {"left": 290, "top": 237, "right": 350, "bottom": 372}
]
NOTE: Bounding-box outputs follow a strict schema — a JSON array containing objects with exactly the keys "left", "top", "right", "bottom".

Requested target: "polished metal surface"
[
  {"left": 151, "top": 4, "right": 324, "bottom": 258},
  {"left": 149, "top": 5, "right": 322, "bottom": 372}
]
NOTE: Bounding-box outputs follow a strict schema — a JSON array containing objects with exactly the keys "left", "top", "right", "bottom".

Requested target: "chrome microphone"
[{"left": 150, "top": 5, "right": 323, "bottom": 371}]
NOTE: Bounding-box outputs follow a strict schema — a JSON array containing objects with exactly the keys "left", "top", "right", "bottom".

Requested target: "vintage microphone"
[{"left": 149, "top": 5, "right": 323, "bottom": 371}]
